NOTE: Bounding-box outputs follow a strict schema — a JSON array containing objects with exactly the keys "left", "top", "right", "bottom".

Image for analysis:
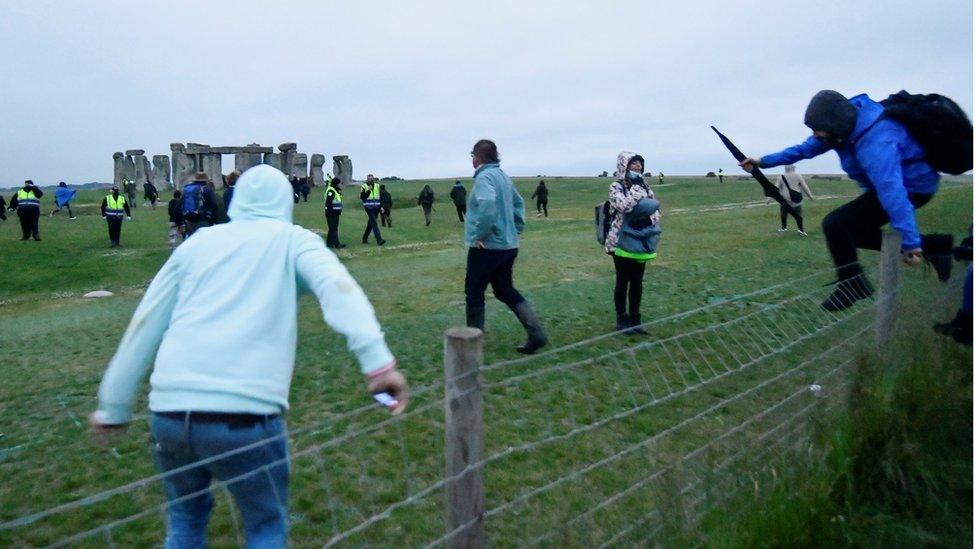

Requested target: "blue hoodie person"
[
  {"left": 740, "top": 90, "right": 952, "bottom": 311},
  {"left": 90, "top": 165, "right": 409, "bottom": 548},
  {"left": 51, "top": 182, "right": 77, "bottom": 219}
]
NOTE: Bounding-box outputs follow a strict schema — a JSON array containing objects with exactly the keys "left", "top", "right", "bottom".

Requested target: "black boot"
[
  {"left": 934, "top": 309, "right": 973, "bottom": 345},
  {"left": 466, "top": 305, "right": 485, "bottom": 331},
  {"left": 513, "top": 301, "right": 548, "bottom": 354},
  {"left": 822, "top": 266, "right": 874, "bottom": 312},
  {"left": 922, "top": 233, "right": 954, "bottom": 282},
  {"left": 616, "top": 313, "right": 630, "bottom": 332},
  {"left": 628, "top": 313, "right": 649, "bottom": 335}
]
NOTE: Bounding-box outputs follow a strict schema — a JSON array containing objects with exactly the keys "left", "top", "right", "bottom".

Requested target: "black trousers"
[
  {"left": 536, "top": 199, "right": 548, "bottom": 217},
  {"left": 52, "top": 203, "right": 74, "bottom": 217},
  {"left": 380, "top": 209, "right": 392, "bottom": 227},
  {"left": 455, "top": 204, "right": 466, "bottom": 222},
  {"left": 362, "top": 209, "right": 383, "bottom": 242},
  {"left": 18, "top": 207, "right": 40, "bottom": 239},
  {"left": 326, "top": 213, "right": 341, "bottom": 247},
  {"left": 465, "top": 248, "right": 525, "bottom": 310},
  {"left": 612, "top": 255, "right": 646, "bottom": 317},
  {"left": 779, "top": 203, "right": 803, "bottom": 231},
  {"left": 107, "top": 217, "right": 123, "bottom": 244},
  {"left": 822, "top": 190, "right": 932, "bottom": 277},
  {"left": 421, "top": 205, "right": 432, "bottom": 225}
]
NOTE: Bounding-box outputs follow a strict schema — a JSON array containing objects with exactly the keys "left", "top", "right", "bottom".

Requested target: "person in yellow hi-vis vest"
[
  {"left": 100, "top": 185, "right": 132, "bottom": 247},
  {"left": 359, "top": 174, "right": 385, "bottom": 245},
  {"left": 9, "top": 180, "right": 44, "bottom": 240},
  {"left": 324, "top": 178, "right": 346, "bottom": 248}
]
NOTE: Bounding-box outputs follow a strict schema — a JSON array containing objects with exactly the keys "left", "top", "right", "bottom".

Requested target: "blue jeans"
[{"left": 150, "top": 412, "right": 290, "bottom": 549}]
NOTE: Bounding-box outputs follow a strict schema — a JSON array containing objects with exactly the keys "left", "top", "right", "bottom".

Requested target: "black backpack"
[{"left": 880, "top": 91, "right": 973, "bottom": 175}]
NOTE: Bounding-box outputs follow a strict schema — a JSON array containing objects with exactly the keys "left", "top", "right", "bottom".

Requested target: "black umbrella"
[{"left": 711, "top": 126, "right": 802, "bottom": 220}]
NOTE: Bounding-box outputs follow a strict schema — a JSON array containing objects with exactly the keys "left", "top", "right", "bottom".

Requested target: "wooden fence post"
[
  {"left": 875, "top": 231, "right": 901, "bottom": 351},
  {"left": 444, "top": 327, "right": 486, "bottom": 549}
]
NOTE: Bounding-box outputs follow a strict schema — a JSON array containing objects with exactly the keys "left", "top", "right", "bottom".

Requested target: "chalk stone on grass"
[{"left": 83, "top": 290, "right": 114, "bottom": 299}]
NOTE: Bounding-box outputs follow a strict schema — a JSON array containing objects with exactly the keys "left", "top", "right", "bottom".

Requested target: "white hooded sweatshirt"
[{"left": 95, "top": 165, "right": 394, "bottom": 423}]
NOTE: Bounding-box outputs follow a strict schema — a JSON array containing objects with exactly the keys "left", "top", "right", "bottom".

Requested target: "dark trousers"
[
  {"left": 822, "top": 190, "right": 932, "bottom": 277},
  {"left": 326, "top": 213, "right": 341, "bottom": 247},
  {"left": 421, "top": 205, "right": 432, "bottom": 225},
  {"left": 52, "top": 204, "right": 74, "bottom": 217},
  {"left": 185, "top": 219, "right": 213, "bottom": 238},
  {"left": 455, "top": 204, "right": 466, "bottom": 222},
  {"left": 362, "top": 209, "right": 383, "bottom": 242},
  {"left": 107, "top": 217, "right": 123, "bottom": 244},
  {"left": 779, "top": 203, "right": 803, "bottom": 231},
  {"left": 613, "top": 255, "right": 646, "bottom": 317},
  {"left": 536, "top": 199, "right": 548, "bottom": 217},
  {"left": 18, "top": 207, "right": 40, "bottom": 239},
  {"left": 380, "top": 208, "right": 392, "bottom": 227},
  {"left": 465, "top": 248, "right": 525, "bottom": 310}
]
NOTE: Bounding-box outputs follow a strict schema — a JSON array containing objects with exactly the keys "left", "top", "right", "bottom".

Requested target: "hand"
[
  {"left": 126, "top": 216, "right": 132, "bottom": 221},
  {"left": 475, "top": 241, "right": 486, "bottom": 249},
  {"left": 902, "top": 248, "right": 922, "bottom": 267},
  {"left": 739, "top": 157, "right": 760, "bottom": 172},
  {"left": 89, "top": 412, "right": 128, "bottom": 446},
  {"left": 367, "top": 367, "right": 409, "bottom": 415}
]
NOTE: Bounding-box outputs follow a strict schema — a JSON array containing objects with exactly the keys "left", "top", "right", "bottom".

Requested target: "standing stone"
[
  {"left": 333, "top": 155, "right": 353, "bottom": 187},
  {"left": 152, "top": 155, "right": 172, "bottom": 188},
  {"left": 112, "top": 152, "right": 126, "bottom": 188},
  {"left": 310, "top": 154, "right": 326, "bottom": 186},
  {"left": 263, "top": 153, "right": 284, "bottom": 172},
  {"left": 122, "top": 155, "right": 136, "bottom": 183},
  {"left": 279, "top": 143, "right": 297, "bottom": 180},
  {"left": 133, "top": 154, "right": 151, "bottom": 184},
  {"left": 171, "top": 143, "right": 194, "bottom": 189},
  {"left": 202, "top": 154, "right": 223, "bottom": 188},
  {"left": 292, "top": 153, "right": 308, "bottom": 180}
]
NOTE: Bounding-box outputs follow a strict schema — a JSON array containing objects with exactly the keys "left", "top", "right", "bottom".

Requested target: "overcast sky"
[{"left": 0, "top": 0, "right": 971, "bottom": 185}]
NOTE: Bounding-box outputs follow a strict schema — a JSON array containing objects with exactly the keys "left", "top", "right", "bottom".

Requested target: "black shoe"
[
  {"left": 616, "top": 314, "right": 630, "bottom": 332},
  {"left": 934, "top": 310, "right": 972, "bottom": 345},
  {"left": 378, "top": 239, "right": 386, "bottom": 246},
  {"left": 362, "top": 238, "right": 369, "bottom": 244},
  {"left": 821, "top": 274, "right": 874, "bottom": 312},
  {"left": 922, "top": 233, "right": 955, "bottom": 282},
  {"left": 338, "top": 243, "right": 347, "bottom": 249},
  {"left": 627, "top": 314, "right": 649, "bottom": 335},
  {"left": 33, "top": 237, "right": 41, "bottom": 241}
]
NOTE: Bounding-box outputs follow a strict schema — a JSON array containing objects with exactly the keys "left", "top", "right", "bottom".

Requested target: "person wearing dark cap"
[
  {"left": 9, "top": 180, "right": 44, "bottom": 240},
  {"left": 450, "top": 180, "right": 467, "bottom": 222},
  {"left": 101, "top": 185, "right": 132, "bottom": 247},
  {"left": 739, "top": 90, "right": 952, "bottom": 311}
]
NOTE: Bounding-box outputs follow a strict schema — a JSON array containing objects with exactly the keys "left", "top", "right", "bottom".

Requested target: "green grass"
[{"left": 0, "top": 174, "right": 970, "bottom": 546}]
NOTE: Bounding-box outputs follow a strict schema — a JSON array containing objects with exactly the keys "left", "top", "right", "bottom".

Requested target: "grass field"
[{"left": 0, "top": 173, "right": 971, "bottom": 546}]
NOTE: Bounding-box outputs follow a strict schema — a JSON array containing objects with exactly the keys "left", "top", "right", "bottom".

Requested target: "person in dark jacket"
[
  {"left": 418, "top": 184, "right": 435, "bottom": 226},
  {"left": 450, "top": 180, "right": 467, "bottom": 222},
  {"left": 168, "top": 190, "right": 185, "bottom": 248},
  {"left": 379, "top": 184, "right": 393, "bottom": 227},
  {"left": 221, "top": 171, "right": 240, "bottom": 223},
  {"left": 182, "top": 172, "right": 221, "bottom": 238},
  {"left": 360, "top": 174, "right": 385, "bottom": 245},
  {"left": 531, "top": 180, "right": 549, "bottom": 218},
  {"left": 0, "top": 195, "right": 6, "bottom": 221},
  {"left": 10, "top": 180, "right": 44, "bottom": 240},
  {"left": 740, "top": 90, "right": 953, "bottom": 311},
  {"left": 101, "top": 185, "right": 132, "bottom": 247},
  {"left": 143, "top": 180, "right": 160, "bottom": 209},
  {"left": 289, "top": 176, "right": 301, "bottom": 204},
  {"left": 300, "top": 177, "right": 311, "bottom": 202},
  {"left": 324, "top": 178, "right": 346, "bottom": 249}
]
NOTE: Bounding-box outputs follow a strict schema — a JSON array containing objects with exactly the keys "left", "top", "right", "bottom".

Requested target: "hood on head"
[
  {"left": 785, "top": 164, "right": 796, "bottom": 173},
  {"left": 615, "top": 151, "right": 645, "bottom": 181},
  {"left": 227, "top": 164, "right": 294, "bottom": 223}
]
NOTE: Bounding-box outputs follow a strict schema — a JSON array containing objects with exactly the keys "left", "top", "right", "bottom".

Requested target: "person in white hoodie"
[{"left": 89, "top": 164, "right": 408, "bottom": 549}]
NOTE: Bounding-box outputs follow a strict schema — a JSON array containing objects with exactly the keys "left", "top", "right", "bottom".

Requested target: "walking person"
[
  {"left": 182, "top": 172, "right": 220, "bottom": 238},
  {"left": 100, "top": 185, "right": 132, "bottom": 247},
  {"left": 50, "top": 182, "right": 78, "bottom": 219},
  {"left": 221, "top": 171, "right": 240, "bottom": 224},
  {"left": 167, "top": 190, "right": 185, "bottom": 248},
  {"left": 605, "top": 153, "right": 660, "bottom": 334},
  {"left": 379, "top": 184, "right": 393, "bottom": 228},
  {"left": 464, "top": 139, "right": 548, "bottom": 354},
  {"left": 144, "top": 180, "right": 160, "bottom": 210},
  {"left": 90, "top": 165, "right": 409, "bottom": 549},
  {"left": 717, "top": 168, "right": 725, "bottom": 183},
  {"left": 360, "top": 174, "right": 385, "bottom": 245},
  {"left": 418, "top": 184, "right": 435, "bottom": 226},
  {"left": 10, "top": 180, "right": 43, "bottom": 241},
  {"left": 124, "top": 178, "right": 138, "bottom": 209},
  {"left": 531, "top": 180, "right": 549, "bottom": 218},
  {"left": 0, "top": 195, "right": 6, "bottom": 222},
  {"left": 766, "top": 164, "right": 814, "bottom": 235},
  {"left": 450, "top": 180, "right": 467, "bottom": 222},
  {"left": 324, "top": 177, "right": 346, "bottom": 249},
  {"left": 739, "top": 90, "right": 954, "bottom": 311}
]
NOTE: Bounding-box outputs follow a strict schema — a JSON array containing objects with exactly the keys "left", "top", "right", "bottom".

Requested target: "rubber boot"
[
  {"left": 628, "top": 313, "right": 649, "bottom": 335},
  {"left": 513, "top": 301, "right": 548, "bottom": 354},
  {"left": 466, "top": 305, "right": 485, "bottom": 331},
  {"left": 934, "top": 309, "right": 973, "bottom": 345},
  {"left": 922, "top": 233, "right": 954, "bottom": 282},
  {"left": 822, "top": 265, "right": 874, "bottom": 312}
]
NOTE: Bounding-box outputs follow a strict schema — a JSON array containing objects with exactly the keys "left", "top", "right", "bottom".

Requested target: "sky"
[{"left": 0, "top": 0, "right": 971, "bottom": 185}]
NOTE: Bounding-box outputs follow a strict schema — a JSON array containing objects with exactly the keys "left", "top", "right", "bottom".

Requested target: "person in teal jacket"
[
  {"left": 464, "top": 139, "right": 547, "bottom": 354},
  {"left": 740, "top": 90, "right": 952, "bottom": 311}
]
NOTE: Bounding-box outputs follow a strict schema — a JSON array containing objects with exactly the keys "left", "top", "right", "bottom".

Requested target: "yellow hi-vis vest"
[
  {"left": 16, "top": 189, "right": 40, "bottom": 208},
  {"left": 325, "top": 185, "right": 343, "bottom": 213},
  {"left": 105, "top": 195, "right": 127, "bottom": 217},
  {"left": 361, "top": 183, "right": 381, "bottom": 210}
]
